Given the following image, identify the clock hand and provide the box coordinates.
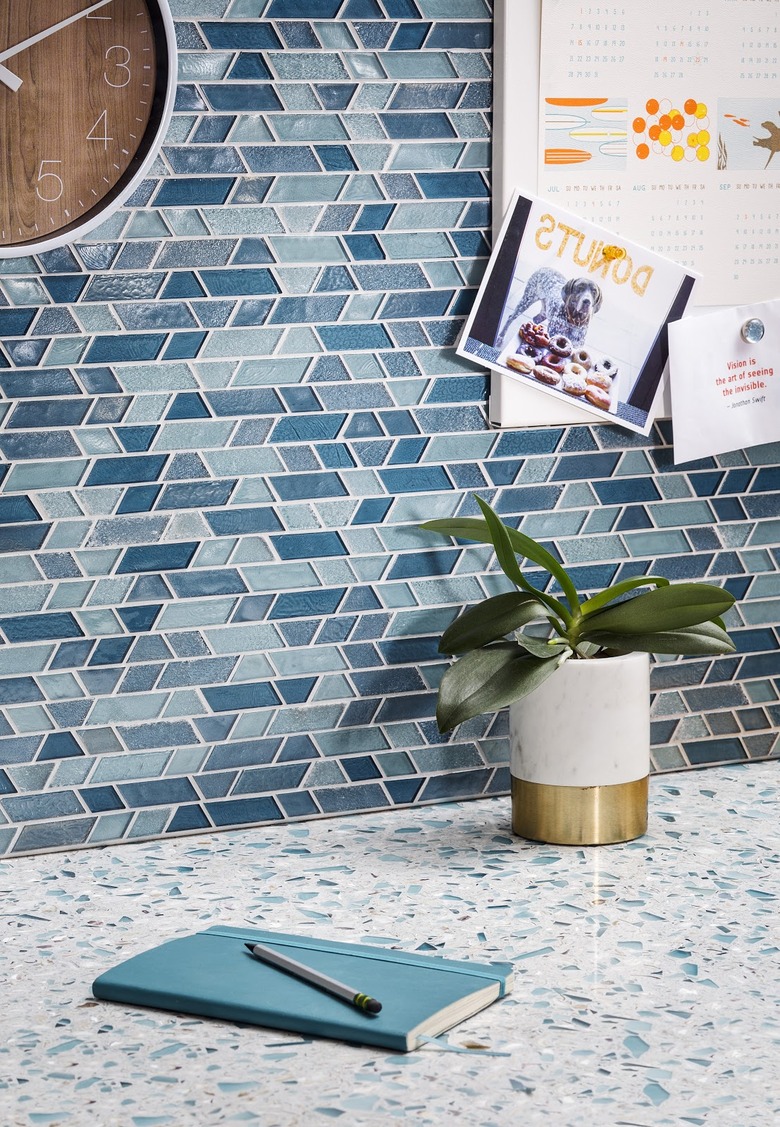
[0,0,114,90]
[0,64,22,93]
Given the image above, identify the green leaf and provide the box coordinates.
[515,632,570,658]
[474,496,528,589]
[579,574,670,617]
[584,620,736,656]
[435,644,565,732]
[579,582,736,637]
[440,592,552,654]
[421,511,574,622]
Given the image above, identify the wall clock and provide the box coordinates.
[0,0,177,257]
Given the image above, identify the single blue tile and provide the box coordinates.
[343,234,385,260]
[227,52,273,80]
[80,785,125,812]
[89,637,134,667]
[386,778,424,804]
[0,368,80,398]
[315,783,388,814]
[168,570,247,599]
[117,485,162,513]
[163,331,208,360]
[203,681,280,712]
[117,542,198,574]
[272,531,347,560]
[166,392,211,419]
[271,589,345,619]
[167,804,211,832]
[315,83,357,110]
[37,732,84,761]
[1,612,82,643]
[205,508,282,535]
[200,22,282,49]
[0,676,44,704]
[85,455,167,486]
[118,777,200,807]
[206,388,283,416]
[201,268,279,297]
[243,145,321,173]
[271,472,348,502]
[3,790,85,822]
[278,791,320,818]
[117,604,162,633]
[205,796,282,826]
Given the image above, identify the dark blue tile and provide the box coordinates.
[117,542,198,574]
[315,83,358,110]
[270,415,346,442]
[201,268,279,297]
[271,472,348,502]
[117,485,162,513]
[352,497,393,524]
[206,388,283,415]
[0,432,80,461]
[278,791,320,818]
[386,778,424,804]
[1,612,82,643]
[85,454,167,487]
[37,732,84,761]
[0,496,41,523]
[276,678,317,704]
[271,589,345,619]
[0,677,44,704]
[343,234,385,260]
[167,805,211,832]
[390,22,430,49]
[206,796,282,826]
[3,790,85,822]
[117,604,162,633]
[228,52,274,79]
[417,171,489,197]
[80,786,125,812]
[120,720,199,751]
[379,466,451,493]
[683,738,747,765]
[89,637,134,666]
[202,682,281,712]
[272,531,347,560]
[380,112,456,139]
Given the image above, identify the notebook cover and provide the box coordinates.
[91,925,514,1052]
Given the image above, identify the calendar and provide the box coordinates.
[539,1,780,306]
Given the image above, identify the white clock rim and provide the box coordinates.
[0,0,178,260]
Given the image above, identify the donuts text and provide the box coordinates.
[534,213,654,296]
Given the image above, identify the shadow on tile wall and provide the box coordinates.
[0,1,778,856]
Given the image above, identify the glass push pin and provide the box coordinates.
[741,318,765,344]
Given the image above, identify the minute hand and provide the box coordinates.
[0,0,114,67]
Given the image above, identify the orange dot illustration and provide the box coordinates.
[671,113,685,131]
[659,113,672,130]
[633,116,647,133]
[636,142,650,159]
[684,98,697,114]
[649,123,661,140]
[646,97,659,114]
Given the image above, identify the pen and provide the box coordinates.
[244,941,382,1014]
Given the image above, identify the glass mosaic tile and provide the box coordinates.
[0,4,777,856]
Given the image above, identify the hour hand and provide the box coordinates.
[0,63,22,92]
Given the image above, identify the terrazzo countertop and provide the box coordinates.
[2,762,779,1127]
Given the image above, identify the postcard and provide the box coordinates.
[458,191,699,434]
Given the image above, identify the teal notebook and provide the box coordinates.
[92,925,514,1052]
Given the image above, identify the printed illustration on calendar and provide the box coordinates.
[458,192,699,435]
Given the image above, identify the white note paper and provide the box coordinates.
[669,300,780,463]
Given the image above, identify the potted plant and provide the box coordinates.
[421,496,736,845]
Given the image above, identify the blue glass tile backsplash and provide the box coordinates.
[0,1,778,857]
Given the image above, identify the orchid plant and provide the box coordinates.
[421,496,736,733]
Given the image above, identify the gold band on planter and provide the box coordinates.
[511,775,648,845]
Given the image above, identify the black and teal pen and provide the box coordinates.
[244,941,382,1014]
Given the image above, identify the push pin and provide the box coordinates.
[741,318,765,344]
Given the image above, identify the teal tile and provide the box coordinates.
[46,582,94,611]
[381,52,458,79]
[273,647,347,677]
[201,329,284,358]
[88,695,167,725]
[0,586,50,614]
[127,809,170,839]
[312,674,352,701]
[229,116,275,142]
[272,115,349,142]
[75,610,122,636]
[740,598,780,625]
[204,624,283,654]
[243,562,319,591]
[232,654,276,681]
[38,673,83,700]
[91,752,172,784]
[381,232,454,258]
[560,535,628,564]
[202,207,285,235]
[7,706,53,733]
[624,530,691,557]
[391,143,465,171]
[423,433,495,461]
[5,461,88,491]
[157,598,238,630]
[649,501,715,527]
[269,235,349,263]
[88,812,134,844]
[387,202,465,230]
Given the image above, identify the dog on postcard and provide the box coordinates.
[496,268,603,350]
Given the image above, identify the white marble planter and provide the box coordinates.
[509,651,650,845]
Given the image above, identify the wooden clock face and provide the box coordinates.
[0,0,175,255]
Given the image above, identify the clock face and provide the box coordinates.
[0,0,176,255]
